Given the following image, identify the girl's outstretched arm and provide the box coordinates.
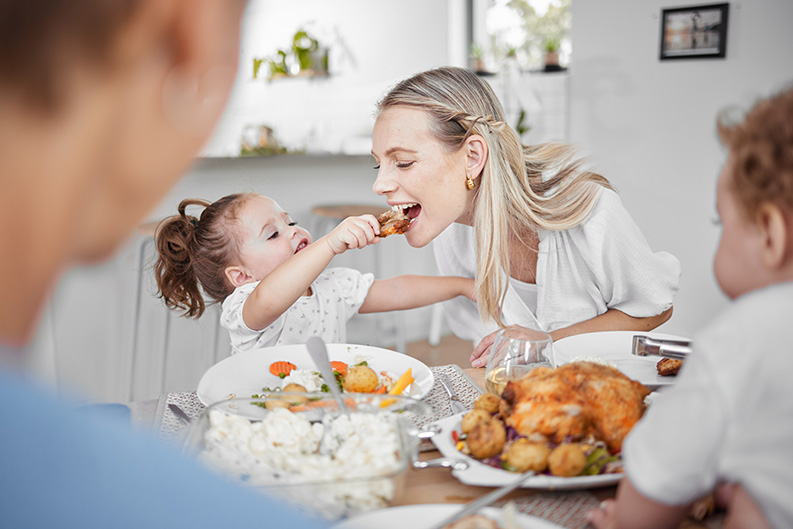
[358,275,475,314]
[242,215,380,330]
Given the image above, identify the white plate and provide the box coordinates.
[552,331,690,387]
[333,504,564,529]
[431,413,622,490]
[197,343,434,406]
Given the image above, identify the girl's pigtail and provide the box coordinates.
[153,199,211,318]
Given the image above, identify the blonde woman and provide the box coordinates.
[371,67,681,366]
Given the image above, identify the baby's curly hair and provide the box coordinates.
[154,193,254,318]
[718,85,793,219]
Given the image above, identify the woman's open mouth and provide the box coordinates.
[294,239,309,253]
[393,203,421,226]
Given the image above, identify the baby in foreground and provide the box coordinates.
[589,86,793,528]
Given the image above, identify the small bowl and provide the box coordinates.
[182,393,431,520]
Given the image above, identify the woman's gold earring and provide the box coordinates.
[466,176,476,190]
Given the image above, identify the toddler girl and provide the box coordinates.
[588,86,793,528]
[154,193,474,353]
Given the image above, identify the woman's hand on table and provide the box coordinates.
[470,308,674,367]
[470,325,535,367]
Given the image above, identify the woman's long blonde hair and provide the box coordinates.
[377,66,612,326]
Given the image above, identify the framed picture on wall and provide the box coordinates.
[659,3,729,60]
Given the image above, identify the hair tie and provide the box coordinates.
[189,218,199,228]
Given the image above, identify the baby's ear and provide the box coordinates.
[756,202,788,269]
[225,266,253,288]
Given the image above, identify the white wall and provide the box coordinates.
[569,0,793,338]
[204,0,456,156]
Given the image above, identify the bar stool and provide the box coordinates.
[311,203,408,353]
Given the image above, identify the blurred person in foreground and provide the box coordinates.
[0,1,325,527]
[589,86,793,529]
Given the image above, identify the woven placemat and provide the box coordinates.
[494,492,601,529]
[155,364,483,448]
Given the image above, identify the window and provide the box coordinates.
[472,0,570,72]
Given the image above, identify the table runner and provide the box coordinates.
[154,363,484,447]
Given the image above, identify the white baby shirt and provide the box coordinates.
[433,187,681,342]
[220,267,374,354]
[623,282,793,529]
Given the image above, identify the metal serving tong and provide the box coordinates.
[631,335,693,360]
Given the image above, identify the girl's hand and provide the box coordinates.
[324,215,380,255]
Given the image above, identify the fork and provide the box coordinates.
[438,372,467,415]
[426,470,535,529]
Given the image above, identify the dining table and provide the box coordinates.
[126,364,722,529]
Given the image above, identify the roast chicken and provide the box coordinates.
[501,362,650,453]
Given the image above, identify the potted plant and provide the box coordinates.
[543,37,561,71]
[470,43,487,74]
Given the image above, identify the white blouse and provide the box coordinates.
[433,187,681,343]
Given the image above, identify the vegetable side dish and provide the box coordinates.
[254,359,414,404]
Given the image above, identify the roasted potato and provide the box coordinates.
[264,399,291,410]
[282,383,309,404]
[473,393,501,414]
[342,365,379,393]
[467,418,506,459]
[461,409,491,434]
[503,438,551,473]
[548,443,587,477]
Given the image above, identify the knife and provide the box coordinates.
[168,403,192,424]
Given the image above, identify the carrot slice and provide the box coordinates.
[373,386,387,394]
[330,361,348,377]
[269,360,297,377]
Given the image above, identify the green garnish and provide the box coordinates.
[582,447,620,475]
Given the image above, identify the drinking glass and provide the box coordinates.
[484,327,553,395]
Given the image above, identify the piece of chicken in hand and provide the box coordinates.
[501,362,650,453]
[377,208,410,237]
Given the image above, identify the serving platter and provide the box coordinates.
[552,331,691,387]
[333,504,564,529]
[196,343,434,406]
[431,412,622,490]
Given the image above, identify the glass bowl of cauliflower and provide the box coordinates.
[182,393,432,520]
